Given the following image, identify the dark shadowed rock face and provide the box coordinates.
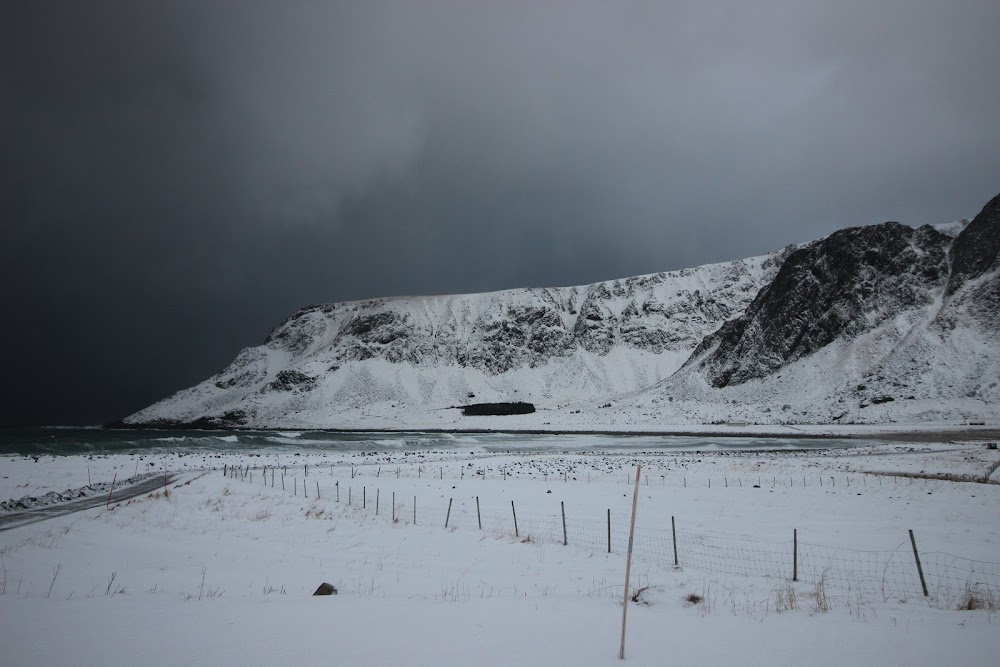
[937,193,1000,330]
[465,306,576,374]
[686,221,952,388]
[946,192,1000,295]
[123,192,1000,429]
[261,369,316,393]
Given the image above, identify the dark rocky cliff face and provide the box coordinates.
[124,192,999,429]
[946,192,1000,295]
[685,221,954,388]
[938,193,1000,329]
[249,258,780,380]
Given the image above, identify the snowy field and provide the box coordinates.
[2,439,999,665]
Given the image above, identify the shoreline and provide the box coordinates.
[100,423,1000,442]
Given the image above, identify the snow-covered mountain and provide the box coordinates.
[125,193,1000,430]
[619,193,1000,428]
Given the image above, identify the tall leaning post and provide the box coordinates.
[671,516,679,567]
[909,529,929,597]
[619,465,642,661]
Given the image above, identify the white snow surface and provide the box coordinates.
[2,441,999,665]
[125,223,999,431]
[126,252,793,428]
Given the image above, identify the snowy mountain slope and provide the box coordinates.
[619,194,999,426]
[679,221,953,388]
[125,192,999,431]
[125,251,790,428]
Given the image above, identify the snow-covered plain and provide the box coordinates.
[2,437,999,665]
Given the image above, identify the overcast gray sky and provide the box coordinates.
[2,0,999,426]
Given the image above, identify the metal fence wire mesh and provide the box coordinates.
[234,469,1000,610]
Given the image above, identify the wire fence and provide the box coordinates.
[223,464,1000,611]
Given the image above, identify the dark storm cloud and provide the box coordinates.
[2,1,999,425]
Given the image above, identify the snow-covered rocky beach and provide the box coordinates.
[2,432,998,665]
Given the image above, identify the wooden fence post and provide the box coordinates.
[607,509,611,553]
[512,501,519,538]
[476,496,482,530]
[445,498,453,528]
[619,465,642,660]
[909,529,929,597]
[561,501,567,545]
[106,473,117,508]
[671,515,678,567]
[793,529,798,582]
[375,489,379,515]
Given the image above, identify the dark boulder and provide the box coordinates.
[313,583,337,596]
[461,402,536,416]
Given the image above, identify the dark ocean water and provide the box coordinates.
[0,427,870,456]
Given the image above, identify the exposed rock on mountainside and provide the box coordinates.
[946,193,1000,296]
[642,193,998,427]
[683,222,951,388]
[937,193,1000,331]
[125,250,784,428]
[125,192,999,430]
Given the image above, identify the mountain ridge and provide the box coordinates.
[125,193,999,430]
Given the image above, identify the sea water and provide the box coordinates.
[0,427,870,456]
